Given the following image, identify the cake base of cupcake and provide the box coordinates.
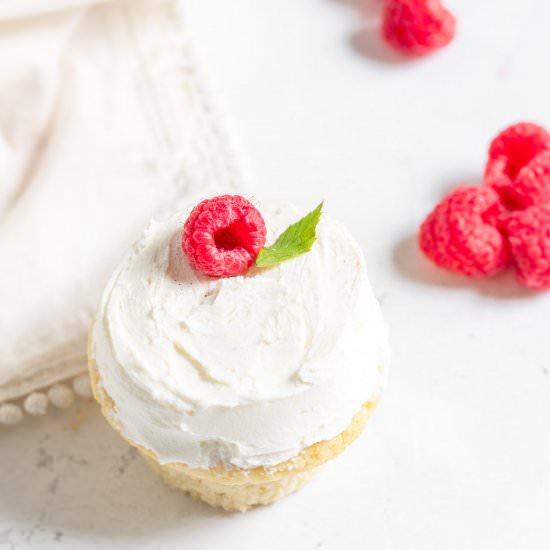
[138,398,378,512]
[141,451,321,512]
[89,351,381,512]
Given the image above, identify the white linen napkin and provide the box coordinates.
[0,0,243,406]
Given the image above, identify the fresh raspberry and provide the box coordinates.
[484,122,550,210]
[182,195,266,278]
[506,206,550,290]
[419,186,510,277]
[381,0,456,57]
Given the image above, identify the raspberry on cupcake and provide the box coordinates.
[182,195,267,278]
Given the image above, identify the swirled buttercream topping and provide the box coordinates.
[91,203,390,468]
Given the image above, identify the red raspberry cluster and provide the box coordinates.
[419,122,550,291]
[381,0,456,57]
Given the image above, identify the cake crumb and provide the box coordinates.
[71,408,86,432]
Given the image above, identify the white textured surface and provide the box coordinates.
[1,0,550,548]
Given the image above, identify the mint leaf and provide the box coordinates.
[255,201,323,268]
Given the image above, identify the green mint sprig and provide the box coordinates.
[255,201,323,268]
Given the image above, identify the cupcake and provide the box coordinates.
[89,195,390,512]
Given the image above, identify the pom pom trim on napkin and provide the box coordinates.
[0,374,92,426]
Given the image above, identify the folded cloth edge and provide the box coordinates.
[0,0,247,412]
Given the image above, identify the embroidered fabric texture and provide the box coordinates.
[0,0,244,422]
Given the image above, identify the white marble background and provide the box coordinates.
[1,0,550,548]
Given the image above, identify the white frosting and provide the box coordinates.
[91,204,390,469]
